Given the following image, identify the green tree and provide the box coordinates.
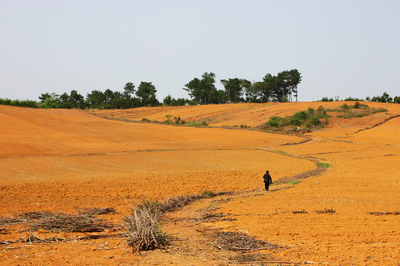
[104,89,114,104]
[123,82,135,98]
[69,90,85,109]
[288,69,302,102]
[183,77,202,104]
[123,82,136,108]
[86,90,105,108]
[200,72,217,104]
[174,98,188,106]
[276,70,290,102]
[262,74,277,102]
[183,72,217,104]
[371,92,393,103]
[39,93,52,103]
[240,79,253,102]
[220,78,243,103]
[263,69,302,102]
[382,92,392,103]
[59,92,69,103]
[136,82,157,106]
[39,92,64,108]
[163,94,172,105]
[211,89,226,104]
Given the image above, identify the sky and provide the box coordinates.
[0,0,399,102]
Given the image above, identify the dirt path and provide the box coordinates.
[133,188,310,266]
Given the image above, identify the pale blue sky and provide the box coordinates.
[1,0,399,102]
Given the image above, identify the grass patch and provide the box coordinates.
[273,150,287,155]
[285,180,302,185]
[185,120,209,127]
[317,163,330,168]
[164,115,186,125]
[327,102,387,118]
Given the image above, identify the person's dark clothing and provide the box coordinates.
[263,172,272,191]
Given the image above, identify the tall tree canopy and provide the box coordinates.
[184,70,301,104]
[136,82,158,107]
[262,69,302,102]
[220,78,244,103]
[183,72,218,104]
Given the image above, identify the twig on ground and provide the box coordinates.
[291,210,308,214]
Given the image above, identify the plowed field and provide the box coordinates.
[1,102,399,265]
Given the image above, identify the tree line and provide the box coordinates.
[321,92,400,104]
[35,82,160,109]
[183,69,302,104]
[0,70,303,109]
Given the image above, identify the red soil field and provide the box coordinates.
[1,101,399,265]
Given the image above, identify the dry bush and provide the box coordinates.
[124,200,168,253]
[124,191,232,253]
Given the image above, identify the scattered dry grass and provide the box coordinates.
[291,210,308,214]
[32,213,113,233]
[368,211,400,216]
[211,231,283,252]
[315,208,336,214]
[0,208,117,234]
[159,191,233,213]
[76,207,116,216]
[274,167,327,185]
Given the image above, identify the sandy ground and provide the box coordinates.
[1,101,399,265]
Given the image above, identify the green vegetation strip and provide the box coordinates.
[285,181,302,185]
[317,163,330,168]
[263,103,388,134]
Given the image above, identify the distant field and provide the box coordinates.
[1,102,399,265]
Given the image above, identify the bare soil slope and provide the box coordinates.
[1,102,400,265]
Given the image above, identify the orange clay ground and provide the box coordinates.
[0,101,399,265]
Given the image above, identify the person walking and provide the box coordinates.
[263,171,273,191]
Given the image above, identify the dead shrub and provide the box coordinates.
[124,200,168,253]
[123,191,232,253]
